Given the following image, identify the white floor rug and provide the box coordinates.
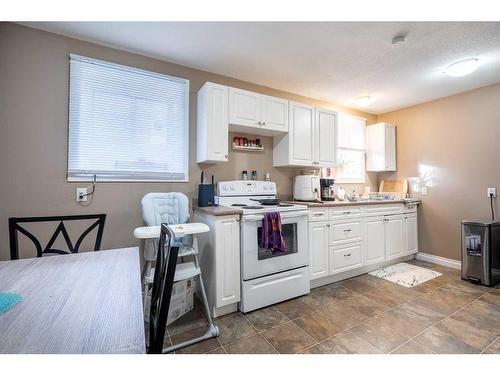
[369,263,442,288]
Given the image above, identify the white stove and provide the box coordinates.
[217,180,310,313]
[217,180,307,214]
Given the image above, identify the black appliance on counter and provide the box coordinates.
[320,178,335,201]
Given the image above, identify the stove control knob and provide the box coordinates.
[223,185,229,191]
[263,185,268,190]
[230,185,235,191]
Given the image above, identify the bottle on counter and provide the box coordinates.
[242,170,248,180]
[265,172,270,182]
[337,186,345,201]
[251,170,257,180]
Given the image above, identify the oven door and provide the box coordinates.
[241,210,309,280]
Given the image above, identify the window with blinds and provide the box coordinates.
[68,54,189,182]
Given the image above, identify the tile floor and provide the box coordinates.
[163,260,500,354]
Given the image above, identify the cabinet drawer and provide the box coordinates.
[308,208,329,222]
[364,204,404,217]
[329,207,362,220]
[329,219,362,245]
[330,243,362,274]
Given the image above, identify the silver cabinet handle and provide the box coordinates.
[313,212,324,216]
[344,253,352,257]
[343,211,352,214]
[262,121,266,126]
[224,154,228,159]
[326,224,331,227]
[343,229,351,232]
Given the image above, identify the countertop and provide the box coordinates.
[194,205,243,216]
[284,199,420,207]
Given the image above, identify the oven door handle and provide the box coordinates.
[242,211,309,222]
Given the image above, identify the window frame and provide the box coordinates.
[67,54,190,183]
[334,113,366,184]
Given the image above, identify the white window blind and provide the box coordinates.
[335,113,366,183]
[68,54,189,182]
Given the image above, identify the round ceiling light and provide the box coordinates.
[353,96,375,107]
[444,58,480,77]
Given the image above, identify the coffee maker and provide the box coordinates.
[320,178,335,201]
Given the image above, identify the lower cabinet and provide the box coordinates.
[309,221,329,280]
[329,242,363,274]
[308,205,418,282]
[364,216,386,265]
[193,212,241,317]
[385,214,405,260]
[404,213,418,255]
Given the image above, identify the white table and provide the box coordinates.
[0,248,145,354]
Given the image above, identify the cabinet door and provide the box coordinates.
[309,222,329,280]
[316,108,337,167]
[229,87,261,128]
[364,216,386,265]
[404,214,418,255]
[289,102,315,166]
[385,215,404,260]
[207,83,229,162]
[215,218,241,307]
[261,94,288,132]
[385,125,396,171]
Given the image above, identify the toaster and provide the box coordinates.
[293,175,321,201]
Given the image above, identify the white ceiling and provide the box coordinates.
[21,22,500,114]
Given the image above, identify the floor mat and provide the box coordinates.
[369,263,442,288]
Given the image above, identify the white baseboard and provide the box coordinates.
[416,252,461,270]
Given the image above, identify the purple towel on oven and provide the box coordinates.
[261,212,287,253]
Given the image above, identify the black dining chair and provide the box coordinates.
[147,223,219,354]
[8,214,106,260]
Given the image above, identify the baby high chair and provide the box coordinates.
[133,192,218,353]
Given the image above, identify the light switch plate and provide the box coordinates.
[421,187,428,196]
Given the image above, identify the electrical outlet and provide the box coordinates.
[76,188,88,202]
[488,187,497,198]
[421,186,428,196]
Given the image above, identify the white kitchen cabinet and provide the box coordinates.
[273,102,315,167]
[273,103,337,168]
[404,213,418,255]
[215,217,241,307]
[229,87,288,136]
[192,212,241,317]
[196,82,229,164]
[316,108,337,167]
[385,214,405,260]
[309,222,329,280]
[329,242,363,274]
[366,122,396,172]
[261,94,289,132]
[364,216,386,265]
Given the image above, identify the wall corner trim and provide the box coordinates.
[415,252,461,270]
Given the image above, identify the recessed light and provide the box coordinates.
[444,58,480,77]
[353,96,374,107]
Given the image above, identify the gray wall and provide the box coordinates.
[378,82,500,261]
[0,23,377,260]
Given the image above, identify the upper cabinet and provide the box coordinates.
[273,103,337,168]
[366,122,396,172]
[197,82,229,164]
[229,87,288,136]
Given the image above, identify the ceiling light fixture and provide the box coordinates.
[353,96,375,107]
[444,58,480,77]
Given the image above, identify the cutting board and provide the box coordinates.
[379,179,408,198]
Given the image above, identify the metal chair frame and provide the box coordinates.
[9,214,106,260]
